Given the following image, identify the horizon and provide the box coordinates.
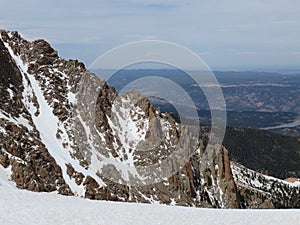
[1,3,300,215]
[1,0,299,71]
[91,67,300,74]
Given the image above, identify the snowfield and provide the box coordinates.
[0,170,299,225]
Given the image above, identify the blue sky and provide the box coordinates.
[1,0,300,71]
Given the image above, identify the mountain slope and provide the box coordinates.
[0,30,240,208]
[223,126,300,179]
[0,30,299,209]
[232,162,300,208]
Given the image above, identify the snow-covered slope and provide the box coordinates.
[0,29,299,209]
[232,162,300,208]
[0,30,240,208]
[0,178,299,225]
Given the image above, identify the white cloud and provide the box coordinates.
[1,0,299,70]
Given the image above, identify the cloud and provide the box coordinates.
[124,34,158,40]
[233,51,259,56]
[0,19,15,29]
[1,0,299,70]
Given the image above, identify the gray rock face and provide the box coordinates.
[0,30,298,209]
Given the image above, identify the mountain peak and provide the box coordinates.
[0,30,299,208]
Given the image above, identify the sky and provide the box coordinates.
[1,0,300,71]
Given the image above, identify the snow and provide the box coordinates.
[0,164,12,188]
[2,42,34,132]
[0,111,32,132]
[0,126,6,134]
[108,96,148,165]
[2,39,105,195]
[0,111,15,124]
[96,95,151,182]
[232,162,300,188]
[73,113,106,186]
[3,42,80,194]
[1,33,299,224]
[67,91,76,104]
[6,88,14,99]
[0,181,299,225]
[28,73,84,193]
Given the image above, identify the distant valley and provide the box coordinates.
[99,69,300,137]
[95,69,300,180]
[1,30,299,210]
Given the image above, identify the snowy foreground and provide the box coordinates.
[1,188,299,225]
[0,170,299,225]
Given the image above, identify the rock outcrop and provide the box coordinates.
[232,162,300,208]
[0,30,298,209]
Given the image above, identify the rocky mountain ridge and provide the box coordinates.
[0,30,299,208]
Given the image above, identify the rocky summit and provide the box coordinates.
[0,30,299,208]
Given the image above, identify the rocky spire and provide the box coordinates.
[1,30,298,208]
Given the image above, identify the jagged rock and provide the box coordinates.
[232,162,299,208]
[216,147,240,208]
[0,29,298,209]
[83,176,114,201]
[66,163,84,185]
